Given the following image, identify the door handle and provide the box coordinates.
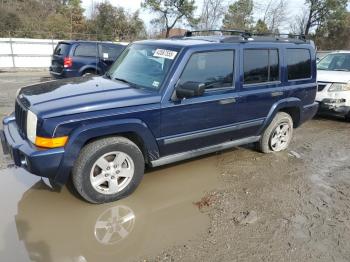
[219,98,236,105]
[271,91,284,97]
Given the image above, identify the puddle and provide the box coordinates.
[0,153,222,262]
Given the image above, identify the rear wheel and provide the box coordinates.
[82,69,98,77]
[72,137,145,204]
[258,112,293,153]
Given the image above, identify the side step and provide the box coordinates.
[150,136,260,167]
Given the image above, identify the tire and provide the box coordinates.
[72,137,145,204]
[82,70,98,77]
[258,112,293,154]
[345,113,350,122]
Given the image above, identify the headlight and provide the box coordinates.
[26,110,37,144]
[328,82,350,92]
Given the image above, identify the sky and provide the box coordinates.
[81,0,307,32]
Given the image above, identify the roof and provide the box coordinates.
[58,40,127,45]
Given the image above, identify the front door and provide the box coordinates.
[159,49,239,156]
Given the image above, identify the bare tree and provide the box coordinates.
[289,8,309,35]
[262,0,288,33]
[197,0,226,30]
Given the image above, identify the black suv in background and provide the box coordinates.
[49,40,127,78]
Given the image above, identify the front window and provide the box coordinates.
[178,50,234,90]
[108,44,180,90]
[317,53,350,72]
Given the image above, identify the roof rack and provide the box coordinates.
[182,29,308,44]
[185,29,252,40]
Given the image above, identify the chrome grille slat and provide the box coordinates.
[15,99,28,138]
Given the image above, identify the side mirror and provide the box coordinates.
[176,82,205,99]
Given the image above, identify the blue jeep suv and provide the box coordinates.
[49,40,127,78]
[1,30,318,203]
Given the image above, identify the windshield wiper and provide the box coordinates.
[114,77,140,88]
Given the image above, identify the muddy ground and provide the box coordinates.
[0,72,349,262]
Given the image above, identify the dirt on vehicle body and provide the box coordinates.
[0,72,350,262]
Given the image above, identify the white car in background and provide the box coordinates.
[316,51,350,121]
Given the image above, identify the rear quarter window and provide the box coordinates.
[287,49,312,80]
[74,44,98,57]
[54,43,70,56]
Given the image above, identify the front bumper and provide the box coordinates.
[1,117,65,179]
[318,98,350,116]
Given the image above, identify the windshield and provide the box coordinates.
[317,53,350,72]
[107,44,180,90]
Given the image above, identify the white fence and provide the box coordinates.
[0,38,61,69]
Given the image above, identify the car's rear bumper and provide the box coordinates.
[49,69,78,79]
[1,117,65,180]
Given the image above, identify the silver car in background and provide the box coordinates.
[316,51,350,120]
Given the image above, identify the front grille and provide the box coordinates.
[15,99,28,138]
[318,84,326,91]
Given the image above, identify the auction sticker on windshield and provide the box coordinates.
[154,49,178,60]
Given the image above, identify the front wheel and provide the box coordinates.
[72,137,145,204]
[258,112,293,153]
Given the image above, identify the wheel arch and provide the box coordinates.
[259,97,303,134]
[79,65,101,76]
[53,118,159,186]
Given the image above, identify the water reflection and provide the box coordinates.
[94,205,135,245]
[9,154,222,262]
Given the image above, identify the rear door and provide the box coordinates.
[73,43,99,75]
[50,42,71,74]
[235,47,285,137]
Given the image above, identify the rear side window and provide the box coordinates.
[100,44,125,60]
[74,44,98,57]
[179,51,234,90]
[244,49,279,85]
[287,49,311,80]
[54,43,70,56]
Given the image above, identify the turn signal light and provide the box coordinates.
[35,136,68,148]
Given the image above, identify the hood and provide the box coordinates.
[19,76,161,118]
[317,70,350,83]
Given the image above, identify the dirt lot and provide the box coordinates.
[0,72,350,262]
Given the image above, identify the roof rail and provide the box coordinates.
[185,30,252,40]
[254,33,307,41]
